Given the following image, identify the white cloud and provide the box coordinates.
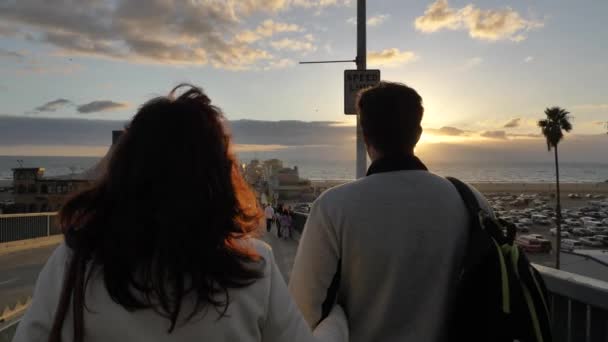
[291,0,351,9]
[524,56,534,63]
[415,0,543,42]
[0,0,314,70]
[235,30,263,44]
[235,19,302,43]
[270,37,316,52]
[255,19,302,37]
[464,57,483,68]
[415,0,462,32]
[264,58,296,70]
[367,48,418,67]
[347,14,390,27]
[368,14,390,27]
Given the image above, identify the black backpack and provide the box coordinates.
[447,177,553,342]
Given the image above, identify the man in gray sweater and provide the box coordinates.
[289,82,490,342]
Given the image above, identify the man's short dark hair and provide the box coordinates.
[356,81,424,155]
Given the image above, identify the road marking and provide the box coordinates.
[0,277,19,286]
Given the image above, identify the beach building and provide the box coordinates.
[241,159,314,205]
[267,165,313,204]
[11,167,90,213]
[6,130,122,214]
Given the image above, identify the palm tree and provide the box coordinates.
[538,107,572,270]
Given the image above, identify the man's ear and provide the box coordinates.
[415,126,423,144]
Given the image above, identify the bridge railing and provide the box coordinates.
[0,212,60,243]
[537,264,608,342]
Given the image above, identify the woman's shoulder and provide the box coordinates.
[238,238,274,272]
[47,241,71,269]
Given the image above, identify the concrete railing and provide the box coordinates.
[0,212,60,243]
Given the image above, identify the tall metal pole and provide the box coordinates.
[356,0,367,179]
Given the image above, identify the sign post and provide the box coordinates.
[355,0,368,179]
[299,0,370,179]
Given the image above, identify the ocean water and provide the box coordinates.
[1,156,607,183]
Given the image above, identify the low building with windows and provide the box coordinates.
[8,130,122,213]
[267,166,313,204]
[11,168,91,213]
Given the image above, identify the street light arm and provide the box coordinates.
[299,59,356,64]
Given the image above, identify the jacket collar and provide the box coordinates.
[366,155,428,176]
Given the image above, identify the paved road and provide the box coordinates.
[0,245,58,312]
[260,222,299,283]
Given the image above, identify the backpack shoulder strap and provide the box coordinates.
[446,177,495,270]
[446,177,483,223]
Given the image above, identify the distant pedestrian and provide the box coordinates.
[280,210,293,240]
[275,206,284,238]
[264,204,275,232]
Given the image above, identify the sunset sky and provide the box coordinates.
[0,0,607,161]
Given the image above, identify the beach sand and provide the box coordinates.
[470,182,608,194]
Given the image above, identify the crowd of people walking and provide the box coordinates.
[265,203,294,240]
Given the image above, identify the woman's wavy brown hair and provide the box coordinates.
[50,84,263,339]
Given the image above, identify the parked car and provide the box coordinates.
[531,214,548,224]
[592,235,608,246]
[582,218,602,228]
[519,218,533,226]
[564,218,582,227]
[550,228,571,238]
[571,228,590,237]
[587,227,608,235]
[515,223,529,233]
[579,237,604,248]
[561,239,583,249]
[527,234,552,252]
[515,236,543,253]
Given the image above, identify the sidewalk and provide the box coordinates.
[0,235,63,257]
[260,223,300,283]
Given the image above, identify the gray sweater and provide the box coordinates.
[289,170,491,342]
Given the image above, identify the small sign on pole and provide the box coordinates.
[344,69,380,114]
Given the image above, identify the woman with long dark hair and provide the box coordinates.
[13,85,347,342]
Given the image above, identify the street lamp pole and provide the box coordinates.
[356,0,367,179]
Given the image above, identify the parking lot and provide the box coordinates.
[486,192,608,267]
